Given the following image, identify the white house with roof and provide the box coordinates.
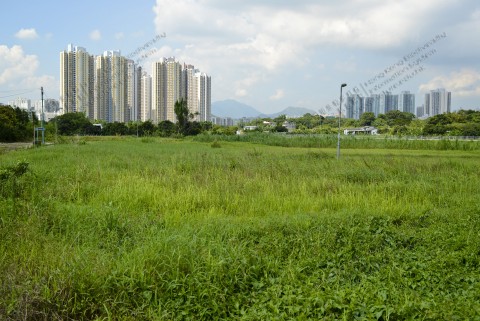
[344,126,378,135]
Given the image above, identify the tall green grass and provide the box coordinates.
[194,132,480,151]
[1,137,479,319]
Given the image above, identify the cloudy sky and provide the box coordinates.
[1,0,479,114]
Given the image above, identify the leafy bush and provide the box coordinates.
[0,160,30,198]
[0,105,35,142]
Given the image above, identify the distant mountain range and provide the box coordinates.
[212,99,317,119]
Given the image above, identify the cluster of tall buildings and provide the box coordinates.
[345,89,451,120]
[59,44,211,124]
[345,91,416,120]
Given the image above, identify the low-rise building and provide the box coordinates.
[344,126,378,135]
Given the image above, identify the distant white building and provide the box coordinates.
[346,94,364,119]
[140,74,152,122]
[424,88,451,117]
[283,121,296,132]
[94,50,129,123]
[212,116,234,126]
[183,64,211,122]
[33,99,60,121]
[60,44,95,119]
[8,97,32,110]
[344,126,378,135]
[398,91,415,114]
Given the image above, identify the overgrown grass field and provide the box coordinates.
[1,136,479,320]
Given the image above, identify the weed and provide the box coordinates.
[1,137,479,319]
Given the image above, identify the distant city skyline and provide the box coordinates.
[59,44,211,124]
[1,0,479,114]
[345,89,451,120]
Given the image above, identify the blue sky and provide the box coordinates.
[1,0,479,114]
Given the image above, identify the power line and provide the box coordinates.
[0,88,36,93]
[0,89,37,99]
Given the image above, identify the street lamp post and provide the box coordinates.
[337,83,347,160]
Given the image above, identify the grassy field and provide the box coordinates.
[1,136,479,320]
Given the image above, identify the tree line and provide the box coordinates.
[246,110,480,136]
[2,101,479,143]
[46,99,214,137]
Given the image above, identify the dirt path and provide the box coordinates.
[0,142,34,153]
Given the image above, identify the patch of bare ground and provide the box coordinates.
[0,142,33,153]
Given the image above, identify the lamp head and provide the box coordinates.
[341,83,347,88]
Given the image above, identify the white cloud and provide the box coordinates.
[236,89,248,97]
[90,29,102,41]
[420,69,480,97]
[115,32,125,40]
[270,89,285,100]
[151,0,476,112]
[21,75,57,91]
[14,28,38,40]
[152,0,453,79]
[471,8,480,20]
[0,45,38,85]
[0,45,57,99]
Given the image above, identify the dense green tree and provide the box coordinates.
[383,110,415,126]
[138,120,156,136]
[173,98,207,136]
[271,125,289,133]
[158,120,176,137]
[426,113,450,126]
[273,114,287,126]
[211,125,237,135]
[461,123,480,136]
[184,121,202,136]
[407,119,426,136]
[54,112,95,136]
[359,112,376,126]
[174,98,189,135]
[103,122,128,136]
[390,125,408,136]
[294,113,324,129]
[423,123,448,135]
[423,110,480,136]
[0,105,36,142]
[0,106,20,142]
[200,121,213,132]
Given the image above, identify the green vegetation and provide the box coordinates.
[1,136,479,319]
[174,98,203,136]
[423,110,480,136]
[0,105,37,142]
[195,132,480,151]
[246,110,480,136]
[4,105,478,143]
[54,112,101,136]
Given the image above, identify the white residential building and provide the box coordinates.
[60,44,94,119]
[152,57,183,123]
[94,51,129,123]
[140,74,152,122]
[398,91,416,114]
[424,88,451,116]
[345,94,364,119]
[8,97,32,110]
[127,61,142,122]
[183,64,211,122]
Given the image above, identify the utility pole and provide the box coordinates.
[41,86,45,145]
[337,83,347,160]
